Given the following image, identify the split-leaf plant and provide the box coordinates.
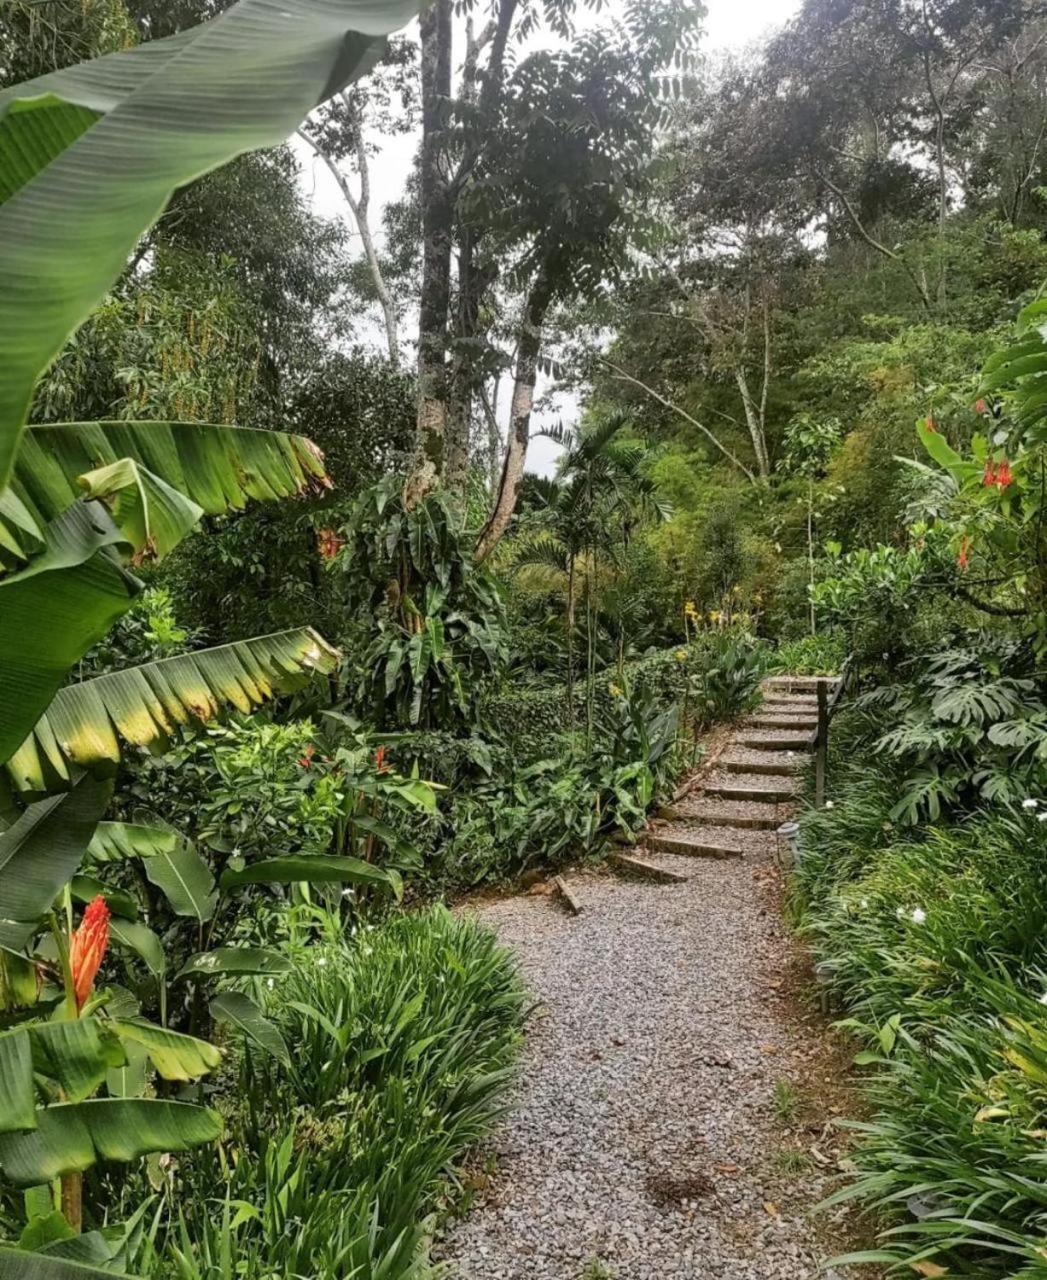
[0,0,424,1269]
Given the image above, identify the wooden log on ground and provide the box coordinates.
[647,833,742,860]
[610,853,689,883]
[552,875,583,916]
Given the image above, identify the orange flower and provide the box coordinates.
[974,398,988,415]
[298,743,316,769]
[374,745,391,775]
[70,896,110,1011]
[995,458,1013,489]
[983,460,997,487]
[957,536,971,572]
[316,528,345,561]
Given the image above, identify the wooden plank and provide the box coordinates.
[695,810,780,830]
[723,758,800,777]
[704,783,796,803]
[648,833,742,860]
[610,853,689,883]
[552,875,583,916]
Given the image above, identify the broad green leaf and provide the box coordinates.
[0,503,138,767]
[18,1211,75,1253]
[28,1020,126,1103]
[0,773,111,925]
[0,1030,34,1133]
[175,948,293,983]
[219,855,399,893]
[142,839,216,923]
[0,1247,134,1280]
[108,921,165,979]
[12,422,330,550]
[0,0,425,488]
[352,813,423,869]
[0,1099,221,1184]
[916,419,980,484]
[77,458,203,562]
[88,822,177,864]
[105,1040,148,1100]
[210,993,290,1069]
[69,875,138,921]
[111,1020,220,1081]
[7,629,339,792]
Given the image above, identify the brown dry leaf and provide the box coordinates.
[713,1162,740,1174]
[760,1044,780,1055]
[910,1261,948,1277]
[763,1201,779,1217]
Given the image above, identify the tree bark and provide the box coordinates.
[406,0,454,507]
[476,274,553,560]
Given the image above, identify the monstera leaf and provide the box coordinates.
[7,629,339,791]
[0,0,425,488]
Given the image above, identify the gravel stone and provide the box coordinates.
[437,685,857,1280]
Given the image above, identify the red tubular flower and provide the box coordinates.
[995,459,1013,489]
[374,745,390,775]
[70,896,110,1011]
[298,743,315,769]
[983,460,997,487]
[925,417,938,434]
[316,528,345,561]
[958,536,971,572]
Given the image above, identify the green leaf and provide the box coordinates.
[7,629,339,792]
[174,948,293,983]
[105,1041,148,1100]
[28,1020,126,1103]
[0,503,138,767]
[88,822,177,864]
[13,421,330,538]
[0,0,424,489]
[141,839,216,924]
[0,1029,34,1133]
[77,458,203,562]
[219,855,399,893]
[0,1246,134,1280]
[0,773,111,926]
[111,1020,220,1082]
[0,1099,221,1184]
[351,814,423,870]
[108,921,165,979]
[210,993,290,1069]
[69,875,138,921]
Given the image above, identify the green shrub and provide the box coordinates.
[771,631,847,676]
[141,906,526,1280]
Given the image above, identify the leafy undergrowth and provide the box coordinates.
[131,906,527,1280]
[795,711,1047,1278]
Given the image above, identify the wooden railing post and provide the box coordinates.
[814,679,828,809]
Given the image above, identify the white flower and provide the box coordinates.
[911,907,927,924]
[1039,812,1047,823]
[266,978,275,990]
[317,957,327,967]
[896,907,906,919]
[825,800,834,810]
[860,898,869,910]
[1023,798,1039,810]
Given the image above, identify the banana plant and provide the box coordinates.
[0,0,427,1261]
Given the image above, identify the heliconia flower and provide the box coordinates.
[374,745,391,775]
[316,528,345,561]
[958,536,971,571]
[298,743,316,769]
[983,460,997,487]
[925,417,938,433]
[995,459,1013,489]
[70,896,110,1011]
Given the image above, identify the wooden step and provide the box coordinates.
[687,809,780,830]
[723,758,800,777]
[703,783,796,803]
[749,715,817,730]
[763,676,839,694]
[648,833,743,859]
[553,875,583,916]
[610,853,689,883]
[739,736,811,752]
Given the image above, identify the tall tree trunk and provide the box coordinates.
[475,273,553,561]
[405,0,453,508]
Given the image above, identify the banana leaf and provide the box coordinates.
[0,0,424,488]
[0,1247,135,1279]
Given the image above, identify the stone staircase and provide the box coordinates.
[615,675,839,878]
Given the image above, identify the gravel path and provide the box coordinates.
[438,681,861,1280]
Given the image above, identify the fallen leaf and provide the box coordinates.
[910,1262,948,1277]
[763,1201,779,1217]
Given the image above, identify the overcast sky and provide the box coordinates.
[296,0,801,474]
